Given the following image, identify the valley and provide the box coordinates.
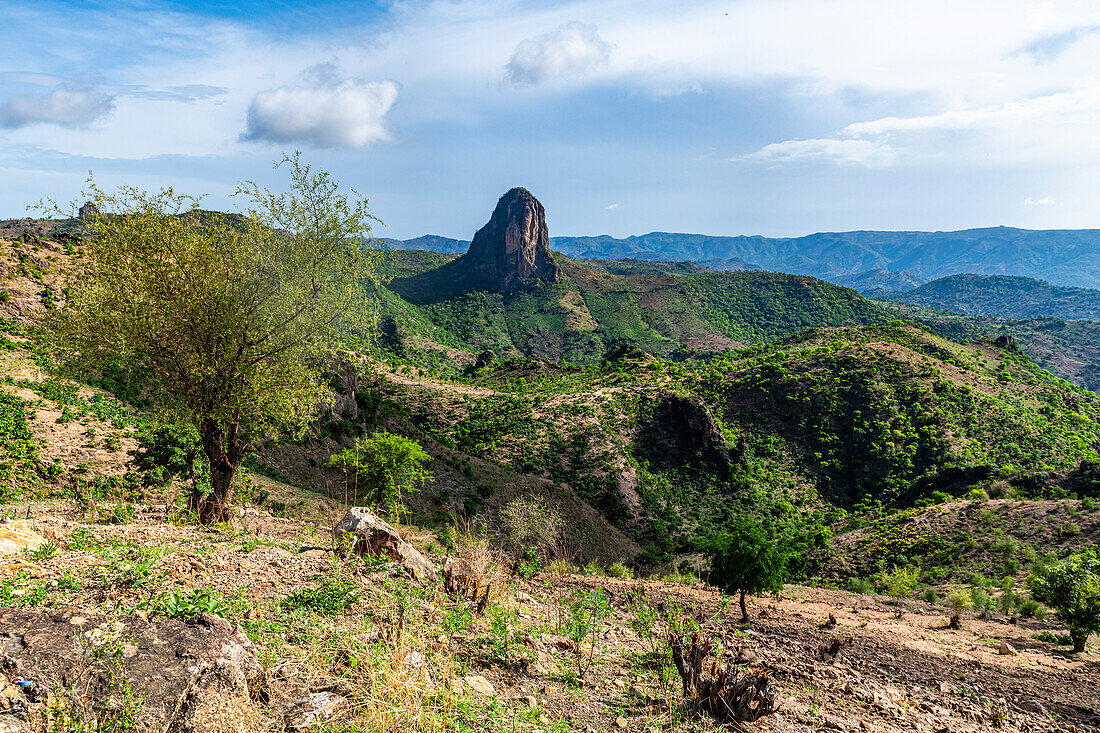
[0,185,1096,732]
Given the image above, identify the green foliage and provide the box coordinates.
[847,577,874,595]
[705,517,789,619]
[153,588,228,620]
[877,564,919,599]
[44,154,380,524]
[561,588,612,679]
[281,576,362,615]
[327,431,432,514]
[608,560,634,579]
[1031,549,1100,652]
[133,423,199,479]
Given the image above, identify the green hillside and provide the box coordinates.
[882,302,1100,393]
[874,273,1100,320]
[355,322,1100,572]
[376,250,888,369]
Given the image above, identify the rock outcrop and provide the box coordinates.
[460,188,562,292]
[334,507,436,580]
[0,609,263,733]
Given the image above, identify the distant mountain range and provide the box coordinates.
[873,274,1100,321]
[383,226,1100,290]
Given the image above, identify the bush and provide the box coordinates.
[327,432,432,515]
[1031,549,1100,652]
[970,587,992,614]
[878,565,919,599]
[282,576,362,615]
[922,588,938,603]
[847,577,874,595]
[562,588,612,679]
[608,561,634,579]
[1017,599,1048,619]
[500,495,563,554]
[968,487,990,502]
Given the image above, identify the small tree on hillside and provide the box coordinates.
[705,517,789,623]
[45,154,380,524]
[1031,549,1100,653]
[327,431,432,516]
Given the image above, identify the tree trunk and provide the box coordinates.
[1071,628,1088,653]
[739,589,749,623]
[190,418,248,525]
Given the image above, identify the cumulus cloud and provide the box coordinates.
[0,83,115,129]
[505,21,612,85]
[740,138,897,167]
[1024,195,1055,206]
[605,203,619,210]
[243,64,398,148]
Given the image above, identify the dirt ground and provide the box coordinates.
[0,502,1095,733]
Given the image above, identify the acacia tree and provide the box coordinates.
[705,517,789,622]
[46,154,379,523]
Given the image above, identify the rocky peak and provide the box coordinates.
[461,187,563,291]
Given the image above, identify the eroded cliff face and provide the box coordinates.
[461,187,562,291]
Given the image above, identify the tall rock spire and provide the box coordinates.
[461,187,563,291]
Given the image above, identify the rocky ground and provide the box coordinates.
[0,500,1093,732]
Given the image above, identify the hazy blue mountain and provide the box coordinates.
[873,274,1100,321]
[383,226,1100,289]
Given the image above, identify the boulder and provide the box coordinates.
[0,609,263,733]
[0,523,46,558]
[334,507,436,580]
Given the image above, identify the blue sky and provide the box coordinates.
[1,0,1099,239]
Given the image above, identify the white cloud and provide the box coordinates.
[741,138,897,167]
[1024,195,1055,205]
[843,87,1100,135]
[505,21,612,85]
[0,84,115,129]
[243,65,398,148]
[605,203,619,210]
[744,85,1100,167]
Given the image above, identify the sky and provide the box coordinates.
[1,0,1099,239]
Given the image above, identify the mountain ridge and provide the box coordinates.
[382,225,1100,289]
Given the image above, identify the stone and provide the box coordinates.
[615,716,628,728]
[78,201,99,219]
[0,523,46,558]
[996,641,1017,656]
[458,188,563,292]
[282,691,345,731]
[461,675,496,696]
[0,608,262,733]
[334,507,436,580]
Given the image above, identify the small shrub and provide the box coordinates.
[608,560,634,579]
[1017,599,1048,619]
[561,588,612,680]
[970,587,992,615]
[25,541,59,562]
[968,487,990,502]
[847,577,873,595]
[921,588,938,603]
[879,565,919,599]
[500,495,563,554]
[155,588,228,620]
[282,576,361,615]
